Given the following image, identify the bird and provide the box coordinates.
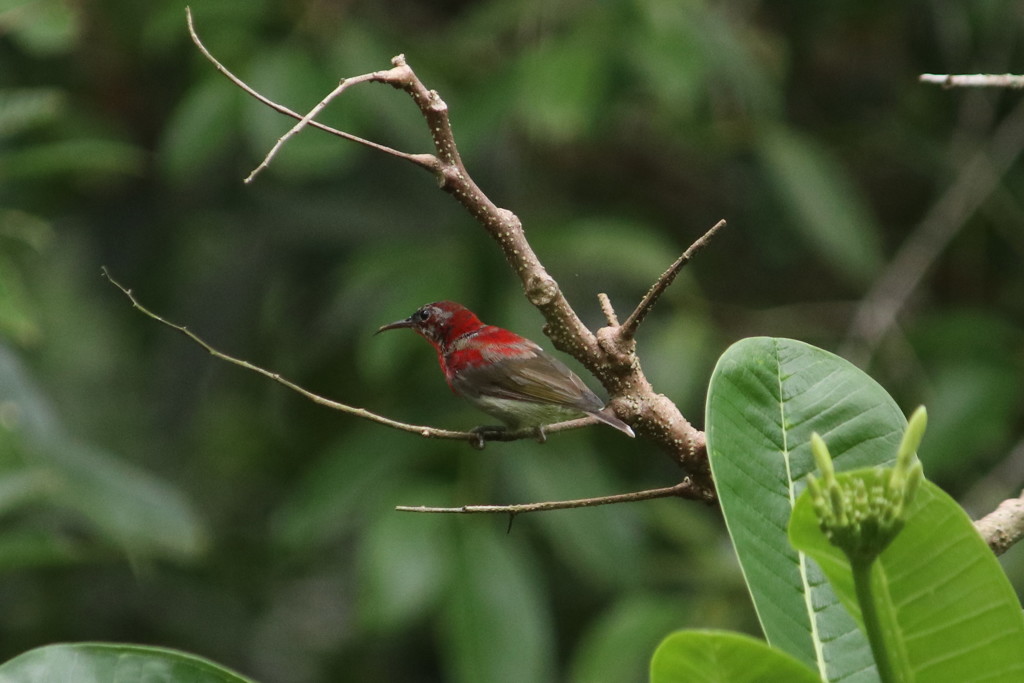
[376,301,635,439]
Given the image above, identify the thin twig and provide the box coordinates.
[597,293,619,326]
[395,481,697,514]
[185,7,437,172]
[191,2,597,364]
[101,267,600,447]
[920,73,1024,89]
[620,219,725,340]
[246,75,379,183]
[185,14,718,498]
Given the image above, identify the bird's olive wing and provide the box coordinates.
[452,350,604,412]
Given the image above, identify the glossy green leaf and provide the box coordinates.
[650,630,819,683]
[790,477,1024,682]
[706,337,907,681]
[0,643,256,683]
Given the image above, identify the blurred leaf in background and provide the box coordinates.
[1,0,1023,681]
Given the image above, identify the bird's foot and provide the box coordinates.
[533,426,547,444]
[469,425,507,450]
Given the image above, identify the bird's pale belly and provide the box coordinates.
[468,394,585,429]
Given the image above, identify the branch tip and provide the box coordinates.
[598,293,619,327]
[186,8,435,174]
[621,219,725,339]
[920,73,1024,89]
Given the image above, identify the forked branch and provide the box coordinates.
[185,8,434,171]
[186,6,720,500]
[620,219,726,341]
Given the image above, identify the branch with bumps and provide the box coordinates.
[974,490,1024,556]
[105,10,1024,542]
[178,8,719,503]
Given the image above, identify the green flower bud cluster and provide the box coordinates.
[805,407,927,566]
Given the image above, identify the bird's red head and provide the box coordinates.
[376,301,485,350]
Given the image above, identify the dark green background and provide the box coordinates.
[2,1,1022,681]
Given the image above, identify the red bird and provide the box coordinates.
[377,301,634,438]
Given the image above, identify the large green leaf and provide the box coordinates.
[0,643,256,683]
[650,630,819,683]
[790,477,1024,682]
[706,337,907,681]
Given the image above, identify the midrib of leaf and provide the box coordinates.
[776,340,829,682]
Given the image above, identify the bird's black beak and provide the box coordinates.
[375,316,415,335]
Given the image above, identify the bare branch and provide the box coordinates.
[246,74,381,183]
[185,14,719,500]
[185,8,438,173]
[974,491,1024,556]
[620,219,726,340]
[920,73,1024,89]
[101,267,603,448]
[395,480,701,514]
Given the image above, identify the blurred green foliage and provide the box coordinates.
[1,0,1023,681]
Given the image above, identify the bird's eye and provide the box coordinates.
[416,308,432,322]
